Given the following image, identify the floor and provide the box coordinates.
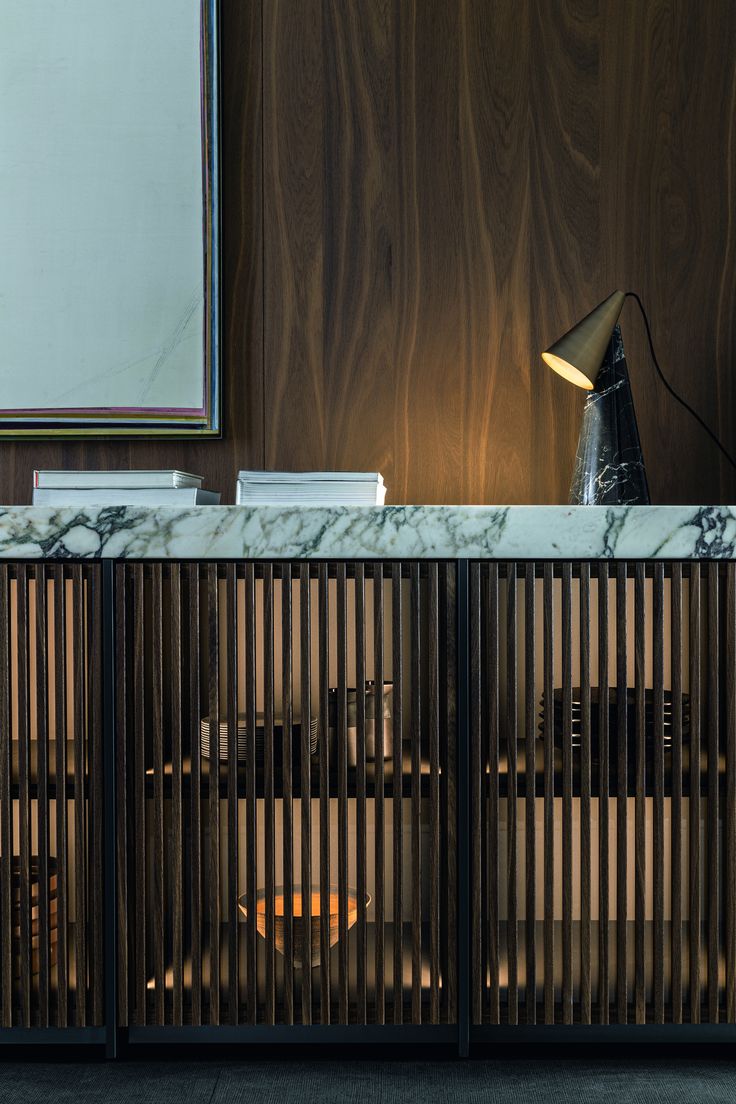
[3,1060,736,1104]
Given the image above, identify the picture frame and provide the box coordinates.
[0,0,221,438]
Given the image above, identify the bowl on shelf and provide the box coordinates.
[238,884,370,969]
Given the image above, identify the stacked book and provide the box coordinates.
[32,470,220,506]
[236,471,386,505]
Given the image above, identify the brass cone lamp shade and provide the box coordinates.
[542,290,625,390]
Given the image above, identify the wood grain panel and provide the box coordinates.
[601,1,736,505]
[259,0,736,506]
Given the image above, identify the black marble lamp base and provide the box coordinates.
[569,324,650,506]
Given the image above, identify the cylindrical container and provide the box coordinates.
[328,681,393,767]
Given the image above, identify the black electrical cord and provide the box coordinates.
[625,290,736,475]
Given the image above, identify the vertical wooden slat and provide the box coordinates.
[336,563,349,1023]
[55,566,69,1028]
[188,563,202,1026]
[707,562,719,1023]
[206,564,220,1025]
[726,563,736,1023]
[561,563,573,1025]
[299,565,312,1025]
[470,564,482,1024]
[356,564,367,1024]
[151,566,165,1025]
[487,564,500,1025]
[580,563,591,1025]
[542,563,554,1025]
[132,564,145,1026]
[690,565,702,1024]
[0,567,11,1027]
[634,563,646,1024]
[598,562,610,1024]
[615,562,628,1024]
[390,563,402,1025]
[507,563,518,1025]
[35,567,50,1025]
[17,566,31,1025]
[114,566,129,1027]
[263,564,276,1025]
[671,562,683,1024]
[89,567,104,1028]
[245,563,257,1024]
[428,563,440,1024]
[443,563,458,1024]
[524,562,536,1025]
[170,563,184,1026]
[318,562,330,1023]
[410,562,422,1024]
[226,564,239,1025]
[653,563,665,1023]
[281,565,294,1025]
[374,563,385,1025]
[71,564,87,1028]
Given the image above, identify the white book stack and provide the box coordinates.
[32,470,221,506]
[236,471,386,506]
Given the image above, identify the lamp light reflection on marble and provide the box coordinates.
[542,290,650,506]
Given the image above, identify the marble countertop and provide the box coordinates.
[0,504,734,560]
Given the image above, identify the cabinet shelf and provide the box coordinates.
[144,745,434,799]
[496,739,726,798]
[5,741,88,799]
[138,921,445,1026]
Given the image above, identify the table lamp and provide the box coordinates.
[542,291,736,504]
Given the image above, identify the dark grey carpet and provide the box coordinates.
[2,1060,736,1104]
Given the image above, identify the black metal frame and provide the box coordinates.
[0,555,733,1057]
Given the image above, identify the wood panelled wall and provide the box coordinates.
[2,0,735,505]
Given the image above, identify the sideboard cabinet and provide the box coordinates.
[0,501,735,1053]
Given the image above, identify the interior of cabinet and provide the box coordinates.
[116,561,457,1028]
[471,560,735,1027]
[0,564,103,1029]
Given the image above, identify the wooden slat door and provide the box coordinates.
[117,561,457,1029]
[471,560,736,1027]
[0,563,104,1029]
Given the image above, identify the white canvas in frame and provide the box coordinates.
[0,0,219,435]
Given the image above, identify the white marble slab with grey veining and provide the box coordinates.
[0,505,734,560]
